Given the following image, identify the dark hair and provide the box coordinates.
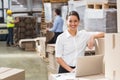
[66,11,80,21]
[55,8,61,15]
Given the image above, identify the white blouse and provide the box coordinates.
[55,30,99,66]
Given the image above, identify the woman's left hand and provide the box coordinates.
[70,68,76,73]
[46,28,49,32]
[87,35,95,49]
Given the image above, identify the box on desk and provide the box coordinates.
[0,67,25,80]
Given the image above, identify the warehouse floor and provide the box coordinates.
[0,41,48,80]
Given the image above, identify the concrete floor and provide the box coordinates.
[0,41,48,80]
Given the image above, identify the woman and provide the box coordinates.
[46,8,63,44]
[55,11,104,73]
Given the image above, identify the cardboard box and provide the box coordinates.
[0,67,25,80]
[19,39,36,51]
[105,33,114,80]
[35,37,46,57]
[46,44,55,54]
[105,33,120,80]
[24,41,35,51]
[48,53,58,69]
[47,44,59,74]
[48,53,59,74]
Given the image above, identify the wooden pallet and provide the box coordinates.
[87,3,117,9]
[44,0,50,2]
[50,0,68,3]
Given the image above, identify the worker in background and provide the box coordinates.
[46,8,64,44]
[55,11,104,73]
[6,9,19,47]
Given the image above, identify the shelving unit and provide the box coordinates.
[0,0,10,23]
[0,0,10,41]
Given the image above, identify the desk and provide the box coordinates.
[49,73,108,80]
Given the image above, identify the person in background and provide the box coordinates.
[6,9,19,47]
[55,11,104,73]
[46,8,64,44]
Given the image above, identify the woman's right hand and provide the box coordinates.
[70,68,76,73]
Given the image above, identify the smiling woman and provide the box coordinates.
[55,11,104,73]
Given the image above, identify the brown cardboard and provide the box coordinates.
[24,41,35,51]
[46,44,55,54]
[0,67,25,80]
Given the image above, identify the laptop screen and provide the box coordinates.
[75,55,103,77]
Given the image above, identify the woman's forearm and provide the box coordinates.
[56,57,73,72]
[94,32,104,39]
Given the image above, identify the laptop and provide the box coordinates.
[75,55,103,77]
